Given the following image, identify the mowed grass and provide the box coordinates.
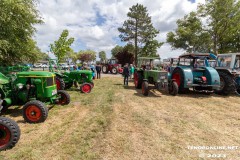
[1,76,240,160]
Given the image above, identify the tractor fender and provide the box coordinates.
[172,66,193,88]
[54,72,63,78]
[205,67,220,89]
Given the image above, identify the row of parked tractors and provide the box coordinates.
[134,53,240,97]
[0,59,94,151]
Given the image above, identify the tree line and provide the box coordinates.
[1,0,239,66]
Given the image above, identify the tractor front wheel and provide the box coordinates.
[23,100,48,123]
[0,117,20,151]
[56,76,65,90]
[57,90,70,105]
[142,81,149,96]
[168,81,178,96]
[111,67,118,74]
[80,83,92,93]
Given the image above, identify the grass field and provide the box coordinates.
[0,76,240,160]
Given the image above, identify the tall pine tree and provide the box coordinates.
[118,3,161,65]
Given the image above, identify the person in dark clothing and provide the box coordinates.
[123,64,130,85]
[95,64,102,79]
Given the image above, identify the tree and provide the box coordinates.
[0,0,42,65]
[23,40,49,64]
[141,40,163,56]
[115,44,135,66]
[167,12,211,53]
[111,45,123,58]
[50,29,74,61]
[99,51,106,62]
[198,0,240,54]
[118,3,160,65]
[167,0,240,54]
[78,50,96,63]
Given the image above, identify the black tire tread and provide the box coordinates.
[57,90,71,105]
[136,72,143,89]
[0,117,20,151]
[215,71,235,95]
[56,76,65,90]
[142,81,149,96]
[23,100,48,123]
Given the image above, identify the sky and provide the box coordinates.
[34,0,205,60]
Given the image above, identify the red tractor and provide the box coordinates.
[102,59,123,74]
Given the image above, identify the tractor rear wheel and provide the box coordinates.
[23,100,48,123]
[172,68,188,94]
[56,76,65,90]
[102,65,108,74]
[0,117,20,151]
[57,90,70,105]
[134,71,143,89]
[111,67,118,74]
[215,71,235,95]
[169,81,178,96]
[80,83,92,93]
[142,81,149,96]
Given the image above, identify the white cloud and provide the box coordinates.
[34,0,205,59]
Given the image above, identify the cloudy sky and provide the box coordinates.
[34,0,205,59]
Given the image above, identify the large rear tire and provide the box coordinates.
[142,81,149,96]
[134,71,143,89]
[57,90,70,105]
[172,68,188,94]
[56,76,65,90]
[215,71,235,95]
[102,65,108,74]
[0,117,20,151]
[23,100,48,123]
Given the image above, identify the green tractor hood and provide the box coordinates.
[0,72,10,84]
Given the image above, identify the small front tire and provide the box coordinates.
[23,100,48,123]
[142,81,149,96]
[57,90,71,105]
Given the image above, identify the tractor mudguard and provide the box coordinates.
[172,66,193,88]
[204,67,220,90]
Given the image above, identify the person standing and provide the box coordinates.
[123,64,130,85]
[129,64,134,79]
[95,63,102,79]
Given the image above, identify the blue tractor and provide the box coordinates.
[208,53,240,95]
[170,53,220,93]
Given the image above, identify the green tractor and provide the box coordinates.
[0,71,70,123]
[0,116,20,151]
[49,59,94,93]
[134,57,178,96]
